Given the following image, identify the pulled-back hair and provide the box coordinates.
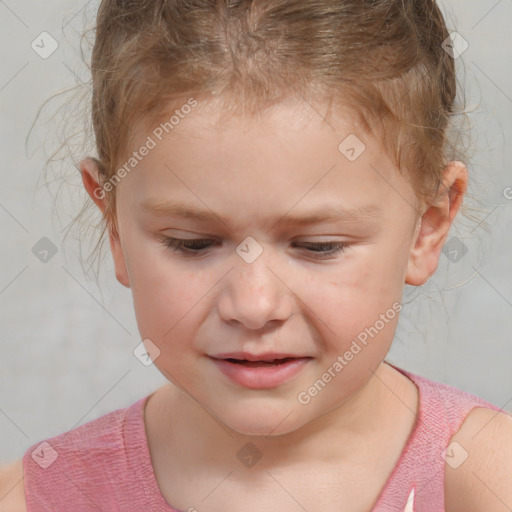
[39,0,468,276]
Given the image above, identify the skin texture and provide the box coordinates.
[77,98,475,510]
[85,99,464,433]
[3,98,511,511]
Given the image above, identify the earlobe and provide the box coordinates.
[80,157,131,289]
[405,161,468,286]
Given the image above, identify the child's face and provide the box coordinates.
[85,99,450,435]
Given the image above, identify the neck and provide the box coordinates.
[147,362,415,473]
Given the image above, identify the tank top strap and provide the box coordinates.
[122,395,183,511]
[23,403,130,511]
[23,395,182,511]
[371,364,503,512]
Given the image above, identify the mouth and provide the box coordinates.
[211,352,312,364]
[208,353,313,389]
[222,357,300,367]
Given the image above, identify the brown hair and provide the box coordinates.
[47,0,470,277]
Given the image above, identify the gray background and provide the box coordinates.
[1,0,511,464]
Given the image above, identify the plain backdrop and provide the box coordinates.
[0,0,511,464]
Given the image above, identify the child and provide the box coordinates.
[2,0,511,510]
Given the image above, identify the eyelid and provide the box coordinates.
[160,222,377,241]
[160,235,350,245]
[160,236,351,259]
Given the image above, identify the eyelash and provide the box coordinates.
[160,237,349,259]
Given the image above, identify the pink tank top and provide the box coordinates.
[22,365,504,511]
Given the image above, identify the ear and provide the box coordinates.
[405,161,468,286]
[80,158,131,288]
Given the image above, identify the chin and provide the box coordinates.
[217,405,305,437]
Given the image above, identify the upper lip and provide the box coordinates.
[210,352,311,362]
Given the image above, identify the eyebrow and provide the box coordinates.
[140,199,382,227]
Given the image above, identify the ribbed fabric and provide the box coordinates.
[372,364,503,511]
[23,365,505,511]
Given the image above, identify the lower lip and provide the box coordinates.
[210,357,312,389]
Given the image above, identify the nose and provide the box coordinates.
[217,254,294,331]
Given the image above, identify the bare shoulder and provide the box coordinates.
[0,460,26,512]
[444,406,512,512]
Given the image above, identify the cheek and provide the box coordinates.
[316,248,404,318]
[294,245,406,359]
[129,262,211,380]
[305,277,400,344]
[127,247,209,341]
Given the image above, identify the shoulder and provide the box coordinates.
[0,459,26,512]
[444,406,512,512]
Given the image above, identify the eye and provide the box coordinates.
[161,237,349,259]
[292,241,349,259]
[161,237,216,255]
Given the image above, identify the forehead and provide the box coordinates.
[130,98,377,171]
[119,99,417,224]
